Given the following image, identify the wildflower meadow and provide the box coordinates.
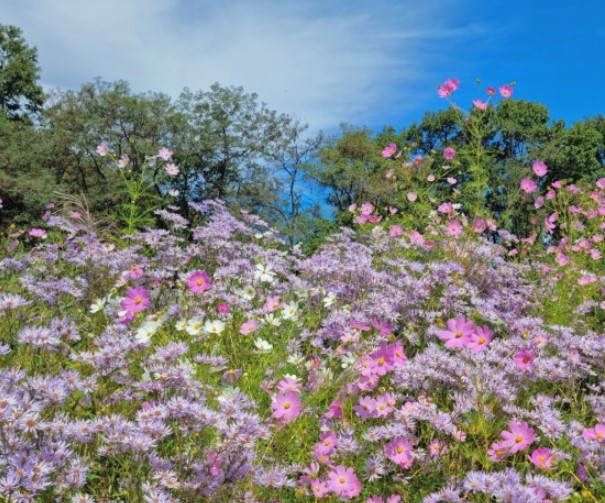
[1,80,605,503]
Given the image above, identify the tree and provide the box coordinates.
[42,79,179,214]
[172,83,294,211]
[0,24,44,120]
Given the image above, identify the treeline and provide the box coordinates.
[1,23,604,245]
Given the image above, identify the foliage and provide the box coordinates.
[0,23,44,120]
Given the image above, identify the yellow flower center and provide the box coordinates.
[134,296,142,305]
[397,446,404,454]
[455,330,463,338]
[478,337,486,344]
[283,402,291,410]
[515,435,523,443]
[378,357,385,366]
[196,279,204,286]
[339,477,346,484]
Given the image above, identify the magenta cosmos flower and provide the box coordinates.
[532,160,548,177]
[270,391,301,423]
[529,447,555,469]
[438,78,460,98]
[583,423,605,442]
[188,270,212,293]
[327,465,362,499]
[443,147,457,160]
[121,287,150,314]
[438,316,475,349]
[382,143,397,158]
[385,436,414,468]
[500,421,535,453]
[520,178,538,193]
[515,349,535,369]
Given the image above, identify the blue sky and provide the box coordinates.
[3,0,605,134]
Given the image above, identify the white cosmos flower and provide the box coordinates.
[186,317,204,336]
[254,263,275,283]
[287,353,305,366]
[234,285,256,300]
[264,313,281,327]
[203,319,225,335]
[340,352,357,369]
[323,292,337,307]
[175,319,187,332]
[90,297,108,314]
[135,322,159,345]
[254,338,273,353]
[281,302,298,320]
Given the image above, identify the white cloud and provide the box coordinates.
[3,0,479,130]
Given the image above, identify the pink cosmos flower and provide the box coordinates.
[164,163,179,176]
[520,178,537,193]
[500,421,535,453]
[446,220,463,238]
[486,86,496,96]
[443,147,457,160]
[96,141,109,156]
[353,396,376,419]
[217,303,230,313]
[390,225,404,238]
[408,230,425,246]
[263,295,281,312]
[188,271,212,293]
[532,160,548,177]
[534,197,544,209]
[348,203,357,213]
[311,480,329,498]
[360,202,375,216]
[239,319,258,335]
[529,448,555,469]
[488,440,512,462]
[582,423,605,442]
[468,325,492,353]
[596,178,605,190]
[315,431,338,457]
[117,154,130,169]
[438,201,454,214]
[385,437,414,468]
[438,316,475,349]
[28,228,47,239]
[385,168,395,178]
[157,147,173,161]
[472,99,487,110]
[327,465,362,499]
[271,391,301,423]
[413,155,422,164]
[472,218,486,233]
[515,349,535,369]
[382,143,397,158]
[325,400,343,419]
[438,78,460,98]
[499,84,513,98]
[407,192,418,202]
[429,439,445,457]
[120,287,150,314]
